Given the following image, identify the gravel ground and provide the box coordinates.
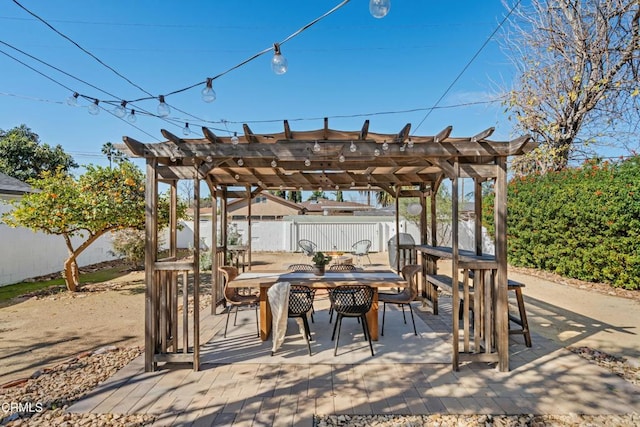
[0,344,638,426]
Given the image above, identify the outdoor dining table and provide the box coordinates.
[227,270,407,341]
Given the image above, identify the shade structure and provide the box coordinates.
[120,119,538,374]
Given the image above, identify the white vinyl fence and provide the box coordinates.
[0,203,118,286]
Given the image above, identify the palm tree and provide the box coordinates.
[101,142,126,168]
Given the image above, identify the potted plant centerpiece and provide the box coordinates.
[311,252,332,276]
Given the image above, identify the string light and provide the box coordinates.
[374,148,381,156]
[88,99,100,115]
[114,100,127,118]
[313,141,321,152]
[182,123,190,136]
[382,141,389,151]
[304,158,311,167]
[349,141,357,152]
[206,155,213,162]
[231,132,239,147]
[201,78,216,103]
[127,109,136,123]
[271,43,288,75]
[338,154,345,162]
[369,0,390,18]
[237,158,244,166]
[271,159,278,167]
[157,95,170,117]
[407,138,414,148]
[66,92,79,106]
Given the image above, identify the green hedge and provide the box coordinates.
[485,156,640,290]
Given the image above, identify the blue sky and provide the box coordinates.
[1,1,518,170]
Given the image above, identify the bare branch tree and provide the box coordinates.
[502,0,639,174]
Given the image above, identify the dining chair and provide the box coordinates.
[351,239,372,266]
[297,239,317,262]
[329,285,375,356]
[284,285,315,356]
[219,266,259,338]
[378,264,421,336]
[287,264,316,322]
[287,263,314,272]
[328,264,358,272]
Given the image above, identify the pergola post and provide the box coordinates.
[495,157,509,371]
[450,172,460,370]
[144,158,158,372]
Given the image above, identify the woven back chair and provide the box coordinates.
[287,263,314,272]
[218,266,259,338]
[283,285,316,356]
[378,264,421,336]
[328,264,358,272]
[328,285,375,356]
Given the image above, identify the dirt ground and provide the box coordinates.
[1,251,638,386]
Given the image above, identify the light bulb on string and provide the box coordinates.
[407,138,414,148]
[127,109,137,123]
[66,92,79,106]
[271,43,288,75]
[369,0,390,18]
[201,78,216,103]
[114,100,127,118]
[157,95,170,117]
[237,158,244,166]
[399,144,406,152]
[338,154,345,163]
[231,132,239,147]
[88,99,100,115]
[271,159,278,168]
[382,141,389,151]
[349,141,357,152]
[205,155,213,162]
[182,123,190,136]
[374,148,381,156]
[313,141,321,152]
[304,158,311,167]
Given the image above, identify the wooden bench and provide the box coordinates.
[424,274,532,347]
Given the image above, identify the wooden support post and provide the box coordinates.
[495,157,509,371]
[451,171,459,370]
[193,176,201,371]
[474,179,483,255]
[145,159,158,372]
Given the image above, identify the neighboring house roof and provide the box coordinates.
[0,173,34,196]
[299,198,373,214]
[228,192,306,218]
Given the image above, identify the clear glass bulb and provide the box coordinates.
[338,154,345,163]
[271,44,288,75]
[399,144,406,152]
[313,141,320,152]
[231,133,239,146]
[271,159,277,168]
[235,174,240,180]
[127,109,137,123]
[407,139,414,148]
[374,148,381,156]
[369,0,390,18]
[304,158,311,167]
[182,123,190,136]
[157,96,170,117]
[88,100,100,115]
[114,102,126,118]
[66,92,79,106]
[201,79,216,103]
[271,53,288,75]
[382,141,389,151]
[237,158,244,166]
[349,141,357,152]
[205,155,213,162]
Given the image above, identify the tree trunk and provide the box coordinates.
[63,256,79,292]
[62,230,109,292]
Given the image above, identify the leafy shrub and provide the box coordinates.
[110,229,146,269]
[485,156,640,290]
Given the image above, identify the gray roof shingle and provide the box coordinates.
[0,173,34,195]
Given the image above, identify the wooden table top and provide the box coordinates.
[228,270,406,289]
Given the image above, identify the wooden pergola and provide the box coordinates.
[121,119,536,373]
